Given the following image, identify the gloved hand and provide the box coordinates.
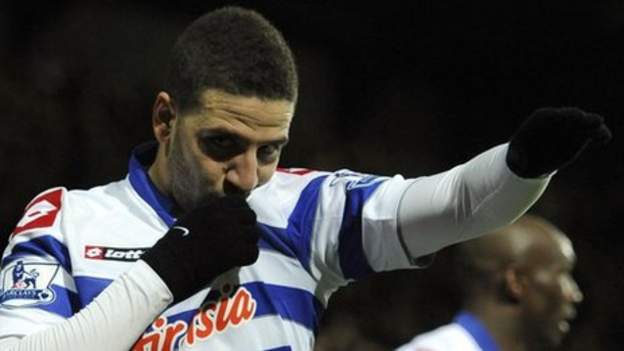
[506,107,612,178]
[141,196,260,302]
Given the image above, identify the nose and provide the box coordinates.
[224,150,259,195]
[566,278,583,304]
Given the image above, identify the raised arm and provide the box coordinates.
[397,107,611,260]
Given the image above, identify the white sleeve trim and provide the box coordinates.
[397,143,551,260]
[1,260,173,351]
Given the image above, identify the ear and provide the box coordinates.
[504,267,525,302]
[152,91,177,143]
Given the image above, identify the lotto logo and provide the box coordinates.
[84,246,148,262]
[12,188,63,237]
[84,246,105,259]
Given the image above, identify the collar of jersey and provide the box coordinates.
[454,311,500,351]
[128,142,176,227]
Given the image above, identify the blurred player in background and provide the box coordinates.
[314,313,386,351]
[396,214,583,351]
[0,5,608,351]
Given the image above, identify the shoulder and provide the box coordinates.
[249,168,400,224]
[10,187,67,240]
[63,178,134,214]
[256,167,392,200]
[9,179,130,241]
[248,168,329,225]
[397,323,482,351]
[268,168,330,193]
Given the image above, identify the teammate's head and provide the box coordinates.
[149,7,297,213]
[456,214,583,349]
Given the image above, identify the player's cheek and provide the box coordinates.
[198,157,226,182]
[257,164,277,186]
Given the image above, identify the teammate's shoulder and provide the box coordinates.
[400,323,480,351]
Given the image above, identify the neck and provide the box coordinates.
[147,147,187,217]
[147,146,173,201]
[464,299,528,351]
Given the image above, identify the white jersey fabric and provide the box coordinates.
[0,142,548,350]
[396,312,500,351]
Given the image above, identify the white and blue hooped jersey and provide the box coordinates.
[395,312,500,351]
[0,142,417,350]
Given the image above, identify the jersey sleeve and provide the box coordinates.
[306,170,417,289]
[397,143,550,259]
[307,143,550,292]
[0,187,78,338]
[248,169,413,303]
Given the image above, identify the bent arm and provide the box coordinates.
[0,261,172,351]
[397,144,550,260]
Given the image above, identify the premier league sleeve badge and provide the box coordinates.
[0,260,60,307]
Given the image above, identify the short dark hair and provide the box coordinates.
[165,6,298,113]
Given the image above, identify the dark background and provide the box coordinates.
[1,1,623,350]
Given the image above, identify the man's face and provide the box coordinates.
[520,234,583,348]
[165,89,294,212]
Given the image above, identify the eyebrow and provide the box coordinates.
[197,127,289,146]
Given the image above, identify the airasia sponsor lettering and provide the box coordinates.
[132,286,257,350]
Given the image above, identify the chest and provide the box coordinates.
[66,220,321,351]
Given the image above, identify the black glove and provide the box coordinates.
[141,196,260,302]
[506,107,612,178]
